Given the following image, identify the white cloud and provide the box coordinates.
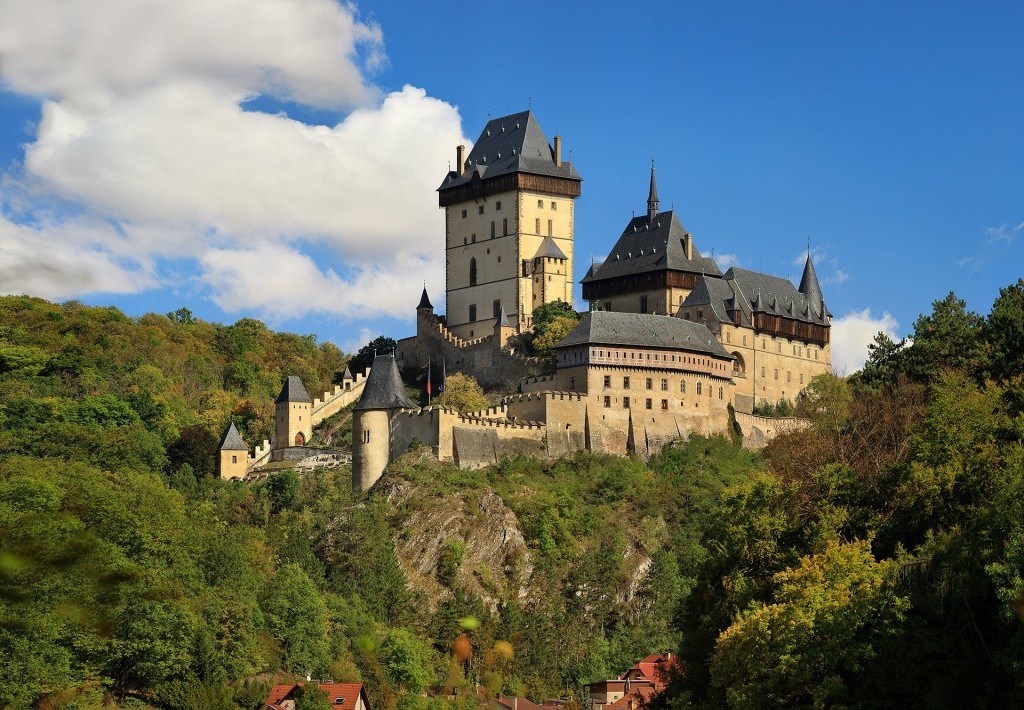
[341,327,375,356]
[823,270,848,286]
[0,0,382,108]
[831,308,900,375]
[985,222,1023,245]
[714,253,739,270]
[0,0,467,320]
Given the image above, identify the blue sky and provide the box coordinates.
[1,1,1021,372]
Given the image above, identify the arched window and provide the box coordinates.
[469,257,477,286]
[732,352,746,374]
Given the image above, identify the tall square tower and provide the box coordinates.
[437,111,582,338]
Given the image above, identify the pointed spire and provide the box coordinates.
[798,252,823,311]
[417,284,433,310]
[647,157,659,220]
[496,306,512,329]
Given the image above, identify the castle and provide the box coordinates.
[219,110,831,488]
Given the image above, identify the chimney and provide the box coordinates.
[554,136,562,166]
[456,145,465,176]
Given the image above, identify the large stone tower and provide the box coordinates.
[352,353,416,492]
[217,421,248,480]
[437,110,583,338]
[274,375,312,449]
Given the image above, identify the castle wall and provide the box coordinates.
[716,323,831,411]
[734,411,810,449]
[395,311,536,391]
[310,369,370,424]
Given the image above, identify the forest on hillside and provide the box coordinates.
[1,279,1023,709]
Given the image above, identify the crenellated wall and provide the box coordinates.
[311,368,370,424]
[395,309,540,391]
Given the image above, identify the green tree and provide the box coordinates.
[532,300,577,338]
[379,628,434,693]
[441,372,488,413]
[349,336,398,376]
[261,564,330,676]
[985,278,1024,381]
[711,540,909,709]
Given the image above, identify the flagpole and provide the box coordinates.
[427,356,432,407]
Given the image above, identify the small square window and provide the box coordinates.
[231,455,237,464]
[478,205,484,214]
[551,201,557,210]
[538,199,544,208]
[495,201,502,210]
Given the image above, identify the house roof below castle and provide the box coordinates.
[556,311,732,359]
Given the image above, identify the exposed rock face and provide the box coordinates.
[378,477,534,610]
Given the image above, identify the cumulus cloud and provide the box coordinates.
[0,0,467,322]
[831,308,900,375]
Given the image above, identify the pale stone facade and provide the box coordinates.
[274,376,313,449]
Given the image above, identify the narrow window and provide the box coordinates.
[231,455,237,464]
[774,369,779,380]
[787,371,792,383]
[604,396,611,408]
[469,304,477,321]
[640,295,648,313]
[493,299,501,318]
[491,221,495,238]
[646,398,652,410]
[461,209,467,218]
[661,379,668,391]
[623,376,631,389]
[471,234,476,243]
[503,218,508,235]
[569,376,576,389]
[538,199,544,208]
[547,219,553,236]
[535,217,540,233]
[478,205,484,215]
[469,257,477,286]
[719,387,724,400]
[604,375,611,388]
[623,397,630,408]
[495,200,502,210]
[661,399,668,410]
[551,201,557,210]
[680,380,686,393]
[646,378,653,390]
[697,382,703,396]
[800,373,804,384]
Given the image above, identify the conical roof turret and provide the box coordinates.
[353,353,416,411]
[276,375,312,404]
[798,253,824,311]
[218,421,247,451]
[496,306,512,329]
[417,286,433,310]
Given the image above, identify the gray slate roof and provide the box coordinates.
[497,306,512,328]
[438,110,581,191]
[341,365,354,380]
[275,375,312,404]
[798,254,823,307]
[353,354,416,411]
[581,210,721,283]
[535,236,568,260]
[218,422,247,451]
[556,311,732,359]
[679,264,831,328]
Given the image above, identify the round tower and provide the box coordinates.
[352,353,416,492]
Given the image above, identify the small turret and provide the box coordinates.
[352,353,416,492]
[217,421,248,480]
[494,306,515,348]
[341,365,354,391]
[417,286,433,312]
[274,375,313,449]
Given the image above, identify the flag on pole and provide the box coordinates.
[426,357,432,399]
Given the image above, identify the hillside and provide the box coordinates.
[2,281,1024,709]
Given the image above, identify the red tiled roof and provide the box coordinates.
[603,685,656,710]
[263,682,367,709]
[619,653,678,689]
